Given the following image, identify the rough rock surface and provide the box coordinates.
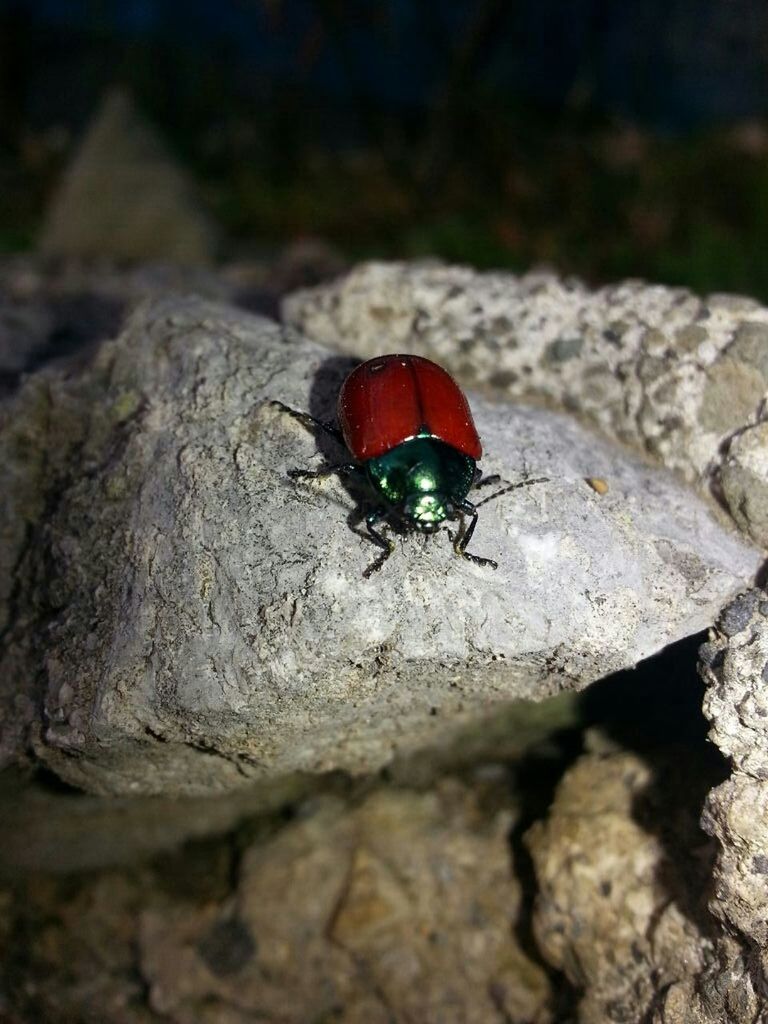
[0,781,554,1024]
[0,692,578,874]
[525,735,721,1024]
[695,589,768,1022]
[525,593,768,1024]
[39,89,218,265]
[0,256,234,387]
[283,261,768,546]
[0,296,760,795]
[0,247,345,392]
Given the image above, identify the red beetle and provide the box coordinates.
[275,354,545,576]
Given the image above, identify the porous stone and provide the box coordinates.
[524,591,768,1024]
[719,421,768,546]
[140,785,551,1024]
[0,782,553,1024]
[698,589,768,1016]
[0,297,760,796]
[702,589,768,776]
[525,740,718,1024]
[283,261,768,545]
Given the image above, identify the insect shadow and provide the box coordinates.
[297,354,374,539]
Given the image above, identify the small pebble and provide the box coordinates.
[585,477,609,495]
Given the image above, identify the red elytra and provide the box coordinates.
[338,354,482,462]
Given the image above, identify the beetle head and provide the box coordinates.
[403,491,452,531]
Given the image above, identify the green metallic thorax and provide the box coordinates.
[364,435,476,529]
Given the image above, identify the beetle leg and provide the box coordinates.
[288,462,358,481]
[473,472,502,489]
[475,476,549,508]
[454,499,498,569]
[363,509,395,578]
[270,400,345,446]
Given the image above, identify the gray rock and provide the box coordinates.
[0,254,235,385]
[283,261,768,546]
[526,742,717,1024]
[39,89,218,265]
[0,297,760,796]
[719,421,768,546]
[702,588,768,776]
[0,782,553,1023]
[698,589,768,1016]
[0,694,579,874]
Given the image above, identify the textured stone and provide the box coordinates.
[698,589,768,1017]
[526,742,717,1024]
[0,296,760,796]
[139,786,552,1024]
[521,589,768,1024]
[0,693,579,874]
[702,589,768,776]
[0,782,553,1024]
[283,261,768,545]
[719,421,768,546]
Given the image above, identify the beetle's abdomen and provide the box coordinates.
[338,354,482,462]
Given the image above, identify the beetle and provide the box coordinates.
[273,353,546,577]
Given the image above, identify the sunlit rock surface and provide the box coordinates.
[284,261,768,546]
[0,296,759,795]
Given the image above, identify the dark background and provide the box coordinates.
[3,0,768,296]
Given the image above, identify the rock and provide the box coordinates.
[39,89,218,265]
[141,785,551,1023]
[0,296,760,795]
[283,261,768,546]
[525,740,719,1024]
[719,421,768,547]
[528,592,768,1024]
[0,768,315,876]
[697,589,768,1018]
[0,693,580,874]
[0,782,553,1024]
[0,248,347,394]
[0,254,235,387]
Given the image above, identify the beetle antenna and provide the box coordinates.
[475,476,549,508]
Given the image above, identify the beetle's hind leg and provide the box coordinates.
[363,509,395,578]
[270,399,345,447]
[452,499,498,569]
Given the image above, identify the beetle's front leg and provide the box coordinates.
[270,399,345,447]
[453,499,498,569]
[362,508,395,578]
[288,462,358,481]
[473,470,502,489]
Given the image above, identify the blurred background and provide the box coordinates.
[2,0,768,296]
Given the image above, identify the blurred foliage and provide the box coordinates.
[2,1,768,299]
[194,109,768,302]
